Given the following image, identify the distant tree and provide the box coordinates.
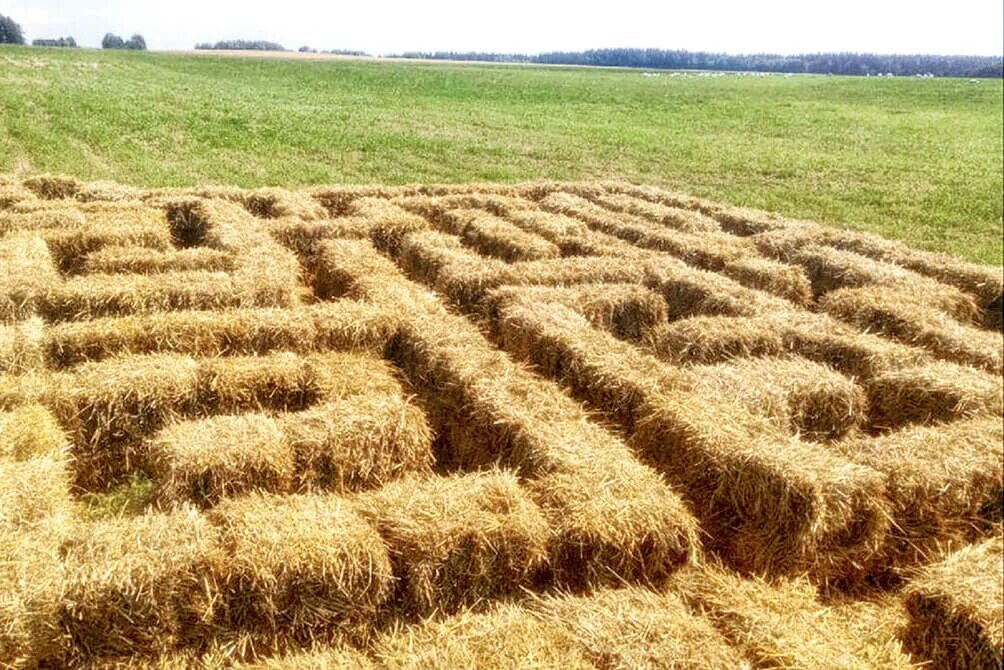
[0,13,25,44]
[126,34,146,50]
[102,33,125,49]
[194,40,286,52]
[298,45,314,53]
[32,36,78,47]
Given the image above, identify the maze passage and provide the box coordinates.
[1,174,1001,668]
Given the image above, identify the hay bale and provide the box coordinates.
[502,208,590,250]
[208,493,394,653]
[580,192,721,233]
[243,187,328,220]
[667,565,916,669]
[0,234,61,322]
[238,646,376,669]
[831,417,1003,570]
[864,362,1003,430]
[51,354,201,489]
[722,256,813,306]
[395,230,507,308]
[645,316,787,365]
[347,197,431,256]
[82,246,233,274]
[354,470,550,615]
[148,414,294,508]
[688,357,868,441]
[73,180,142,203]
[41,214,173,274]
[529,586,746,669]
[44,308,319,368]
[22,175,80,199]
[373,602,593,670]
[0,208,84,234]
[283,393,434,494]
[484,284,667,340]
[0,453,73,531]
[820,285,1002,372]
[263,215,375,258]
[0,184,36,210]
[388,312,699,588]
[309,301,403,353]
[0,318,44,375]
[60,508,221,661]
[0,404,65,461]
[643,260,790,320]
[903,534,1003,669]
[449,210,562,262]
[497,299,888,581]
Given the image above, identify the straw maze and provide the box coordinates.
[1,174,1002,668]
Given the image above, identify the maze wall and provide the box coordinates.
[1,174,1001,668]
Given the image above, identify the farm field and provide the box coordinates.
[0,46,1002,263]
[1,174,1002,668]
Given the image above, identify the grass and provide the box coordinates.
[0,46,1001,263]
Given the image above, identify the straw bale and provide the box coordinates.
[208,493,394,652]
[243,187,328,220]
[0,404,65,461]
[388,311,699,587]
[263,215,374,258]
[309,301,403,352]
[643,260,790,320]
[667,565,916,669]
[644,316,787,365]
[239,646,376,669]
[0,183,35,210]
[60,508,221,661]
[864,361,1002,430]
[0,318,44,374]
[529,586,747,669]
[346,197,431,255]
[0,208,84,233]
[502,209,595,254]
[581,192,721,233]
[485,284,667,339]
[445,209,561,262]
[373,602,592,670]
[822,285,1002,371]
[721,256,813,306]
[51,354,201,488]
[497,299,888,581]
[396,230,507,307]
[688,356,868,441]
[22,174,80,199]
[354,470,550,615]
[44,308,317,367]
[903,534,1003,669]
[195,352,323,414]
[831,417,1003,570]
[0,452,73,530]
[82,246,233,274]
[0,371,52,410]
[0,234,61,322]
[283,393,434,494]
[74,180,141,203]
[41,214,172,274]
[148,414,294,508]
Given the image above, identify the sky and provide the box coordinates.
[4,0,1003,55]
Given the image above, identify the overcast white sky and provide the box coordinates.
[4,0,1003,55]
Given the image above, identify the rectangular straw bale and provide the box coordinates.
[310,186,402,216]
[388,312,699,588]
[721,256,813,306]
[208,493,394,652]
[485,284,667,340]
[50,354,200,488]
[643,260,792,320]
[81,246,233,275]
[0,208,84,233]
[582,192,721,233]
[831,417,1003,570]
[43,308,319,368]
[60,508,221,661]
[497,299,889,581]
[0,318,44,374]
[502,208,597,254]
[148,413,294,508]
[353,470,550,616]
[396,230,509,307]
[347,197,432,255]
[443,209,561,261]
[528,586,747,669]
[72,180,141,203]
[195,352,322,413]
[373,602,592,670]
[667,565,916,669]
[644,316,787,365]
[22,174,80,199]
[903,534,1003,670]
[821,286,1002,372]
[0,183,36,210]
[864,361,1002,430]
[0,453,73,530]
[243,187,328,220]
[0,234,61,321]
[41,216,172,274]
[283,393,434,494]
[263,215,375,258]
[688,356,868,441]
[238,646,376,669]
[0,404,65,461]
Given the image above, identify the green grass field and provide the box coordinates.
[1,46,1001,263]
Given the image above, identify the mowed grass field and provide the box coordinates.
[1,45,1001,263]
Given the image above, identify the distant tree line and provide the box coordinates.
[32,36,77,48]
[298,46,369,56]
[394,48,1004,77]
[196,40,287,52]
[102,33,147,50]
[0,13,25,44]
